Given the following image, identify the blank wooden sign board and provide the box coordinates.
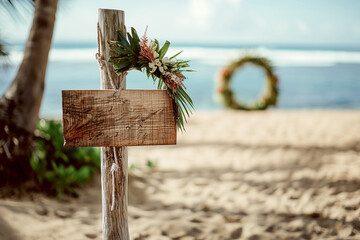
[62,9,177,240]
[62,90,176,147]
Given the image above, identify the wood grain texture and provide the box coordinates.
[98,9,128,240]
[62,89,177,147]
[101,146,128,240]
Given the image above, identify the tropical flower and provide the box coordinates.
[139,30,158,62]
[154,59,162,66]
[162,57,169,64]
[148,61,157,73]
[159,66,164,74]
[163,72,185,93]
[161,57,169,70]
[139,41,155,62]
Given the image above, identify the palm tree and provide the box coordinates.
[0,0,59,186]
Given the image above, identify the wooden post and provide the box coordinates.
[98,9,129,240]
[63,8,175,239]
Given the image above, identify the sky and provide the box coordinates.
[2,0,360,46]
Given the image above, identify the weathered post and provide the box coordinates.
[98,9,129,239]
[62,8,177,240]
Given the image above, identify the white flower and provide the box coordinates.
[147,41,159,59]
[169,73,183,84]
[162,57,169,64]
[159,66,164,74]
[153,51,159,59]
[167,58,175,65]
[175,77,182,84]
[154,59,162,67]
[149,61,157,73]
[149,61,155,69]
[161,57,169,70]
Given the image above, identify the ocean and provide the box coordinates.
[1,42,360,118]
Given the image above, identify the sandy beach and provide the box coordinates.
[1,110,360,240]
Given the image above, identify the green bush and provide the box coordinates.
[30,119,100,198]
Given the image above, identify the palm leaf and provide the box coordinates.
[159,41,170,59]
[170,50,183,60]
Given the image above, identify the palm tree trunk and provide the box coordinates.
[0,0,58,186]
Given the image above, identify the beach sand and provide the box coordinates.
[1,110,360,239]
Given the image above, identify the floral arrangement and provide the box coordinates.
[217,55,279,111]
[108,27,193,130]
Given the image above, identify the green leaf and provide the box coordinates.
[130,27,141,51]
[157,77,164,89]
[76,166,93,183]
[109,42,129,55]
[127,32,134,45]
[159,41,170,59]
[170,50,183,60]
[131,27,140,42]
[178,87,194,108]
[146,159,158,169]
[176,104,185,131]
[127,32,140,53]
[116,31,131,51]
[113,58,131,70]
[30,156,39,171]
[178,98,190,117]
[155,39,160,52]
[129,163,140,170]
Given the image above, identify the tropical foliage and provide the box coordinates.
[108,27,194,130]
[0,0,34,58]
[31,119,100,198]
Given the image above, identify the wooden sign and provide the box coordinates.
[62,89,177,147]
[61,9,180,239]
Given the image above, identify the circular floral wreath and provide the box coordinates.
[217,55,279,110]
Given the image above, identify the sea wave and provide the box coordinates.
[170,47,360,67]
[7,47,360,67]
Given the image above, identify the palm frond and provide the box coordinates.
[0,0,34,22]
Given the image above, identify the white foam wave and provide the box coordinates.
[7,47,360,67]
[168,47,360,67]
[8,48,97,64]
